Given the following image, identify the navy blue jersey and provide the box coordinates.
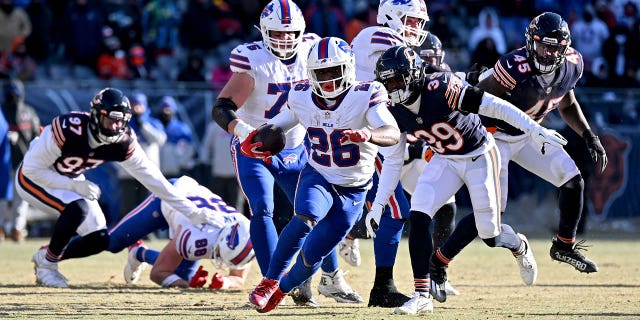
[50,112,136,178]
[390,72,487,156]
[483,47,583,135]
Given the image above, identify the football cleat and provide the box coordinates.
[514,233,538,285]
[443,280,460,296]
[338,238,362,267]
[550,238,598,273]
[368,283,411,308]
[318,269,364,303]
[124,240,148,284]
[289,277,319,307]
[394,292,433,315]
[32,247,68,288]
[249,277,279,309]
[429,258,448,303]
[257,287,287,313]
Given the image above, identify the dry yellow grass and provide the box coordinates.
[1,233,638,319]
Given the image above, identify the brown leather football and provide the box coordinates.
[254,124,286,155]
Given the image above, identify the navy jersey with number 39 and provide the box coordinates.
[391,72,487,156]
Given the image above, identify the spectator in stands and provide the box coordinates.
[179,0,220,55]
[210,61,232,92]
[157,96,195,179]
[581,57,611,87]
[127,44,152,80]
[117,92,167,215]
[1,37,37,80]
[468,7,507,55]
[470,37,501,70]
[141,0,180,60]
[0,0,31,58]
[97,30,130,80]
[177,53,205,82]
[1,79,39,242]
[0,105,12,242]
[198,121,242,209]
[103,0,143,51]
[62,0,105,75]
[595,0,618,29]
[571,6,610,67]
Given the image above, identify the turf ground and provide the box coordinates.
[0,232,638,319]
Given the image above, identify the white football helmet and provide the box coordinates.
[377,0,430,46]
[259,0,306,60]
[307,37,356,99]
[212,219,255,269]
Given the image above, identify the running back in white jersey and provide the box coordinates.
[351,26,405,81]
[229,33,320,148]
[285,81,391,187]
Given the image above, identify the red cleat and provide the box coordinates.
[249,277,279,309]
[257,287,287,313]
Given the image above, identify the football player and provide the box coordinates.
[210,0,359,305]
[16,88,222,288]
[245,37,400,313]
[348,0,459,307]
[373,46,566,314]
[61,176,254,289]
[438,12,606,275]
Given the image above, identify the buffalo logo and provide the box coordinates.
[225,223,240,250]
[261,3,274,19]
[382,0,412,5]
[588,132,631,218]
[337,40,353,55]
[283,153,298,165]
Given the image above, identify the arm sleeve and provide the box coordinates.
[120,146,197,215]
[20,126,76,190]
[372,132,407,206]
[477,92,540,132]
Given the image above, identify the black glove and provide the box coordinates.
[466,63,488,86]
[582,129,608,173]
[407,139,427,161]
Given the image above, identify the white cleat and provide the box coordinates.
[338,238,361,267]
[394,292,433,315]
[318,269,364,303]
[124,241,148,284]
[32,247,68,288]
[444,280,460,296]
[514,233,538,285]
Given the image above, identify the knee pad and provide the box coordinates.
[561,174,584,191]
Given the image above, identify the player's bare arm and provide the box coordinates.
[557,90,591,135]
[212,72,255,136]
[150,237,189,288]
[369,124,401,147]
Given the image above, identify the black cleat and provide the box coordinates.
[290,278,319,308]
[429,258,448,303]
[550,238,599,273]
[368,284,410,308]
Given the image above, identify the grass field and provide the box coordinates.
[1,232,638,319]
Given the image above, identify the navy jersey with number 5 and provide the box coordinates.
[482,47,583,135]
[390,72,487,156]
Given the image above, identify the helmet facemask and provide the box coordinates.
[375,46,424,105]
[259,0,306,60]
[525,12,571,74]
[401,14,429,46]
[377,0,429,46]
[93,110,131,143]
[307,37,356,99]
[89,88,132,144]
[309,65,351,99]
[527,38,569,73]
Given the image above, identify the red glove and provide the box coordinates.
[341,128,371,143]
[188,265,209,288]
[240,129,272,159]
[208,272,227,290]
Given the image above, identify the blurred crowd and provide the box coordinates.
[1,0,640,88]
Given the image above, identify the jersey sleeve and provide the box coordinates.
[365,82,397,129]
[229,43,259,76]
[367,28,405,53]
[491,52,524,91]
[20,125,76,190]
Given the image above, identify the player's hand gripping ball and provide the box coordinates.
[253,124,286,155]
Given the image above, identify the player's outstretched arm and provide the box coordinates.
[150,237,189,288]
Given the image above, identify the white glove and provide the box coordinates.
[365,203,385,238]
[70,180,101,201]
[187,207,226,228]
[530,126,568,155]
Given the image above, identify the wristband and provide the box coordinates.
[161,274,182,287]
[233,121,255,139]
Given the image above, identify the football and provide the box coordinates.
[253,124,286,155]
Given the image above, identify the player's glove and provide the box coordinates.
[188,265,209,288]
[240,129,272,159]
[365,202,385,238]
[530,126,568,155]
[341,128,372,143]
[69,180,101,201]
[187,207,226,228]
[582,129,608,173]
[405,139,427,162]
[465,63,489,85]
[208,272,227,290]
